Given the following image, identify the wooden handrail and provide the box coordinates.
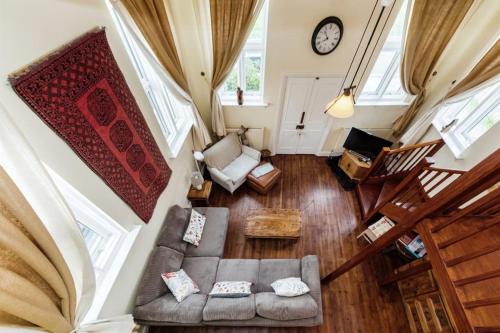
[389,139,444,154]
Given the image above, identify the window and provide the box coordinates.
[358,0,412,104]
[219,2,268,105]
[45,166,140,321]
[433,79,500,158]
[111,7,192,157]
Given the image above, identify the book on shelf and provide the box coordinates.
[405,236,427,258]
[358,216,395,243]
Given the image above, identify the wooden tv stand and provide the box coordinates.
[339,150,371,181]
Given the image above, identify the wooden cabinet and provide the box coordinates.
[339,150,371,180]
[398,271,456,333]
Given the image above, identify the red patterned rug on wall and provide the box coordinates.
[9,28,171,223]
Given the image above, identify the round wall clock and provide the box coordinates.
[311,16,343,55]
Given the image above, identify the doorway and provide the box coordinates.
[276,76,343,154]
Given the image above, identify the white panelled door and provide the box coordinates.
[277,76,343,154]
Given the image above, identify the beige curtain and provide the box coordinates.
[392,0,474,137]
[0,167,76,333]
[444,39,500,100]
[210,0,264,137]
[121,0,189,93]
[400,39,500,145]
[120,0,212,149]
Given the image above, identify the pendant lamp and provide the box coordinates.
[325,0,395,118]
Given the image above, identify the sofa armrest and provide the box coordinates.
[208,166,232,185]
[242,145,261,161]
[301,255,320,294]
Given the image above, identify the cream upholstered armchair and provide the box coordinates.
[202,133,261,193]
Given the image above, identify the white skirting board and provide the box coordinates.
[226,127,265,151]
[330,127,393,154]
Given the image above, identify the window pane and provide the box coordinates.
[248,6,265,43]
[362,50,396,95]
[464,103,500,143]
[222,63,239,95]
[244,52,262,93]
[359,0,409,103]
[454,84,497,125]
[385,64,404,95]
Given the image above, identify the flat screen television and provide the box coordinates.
[343,127,393,160]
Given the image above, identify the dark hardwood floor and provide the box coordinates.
[152,155,409,333]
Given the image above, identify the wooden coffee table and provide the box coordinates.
[245,208,301,239]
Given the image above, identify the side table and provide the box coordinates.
[187,180,212,206]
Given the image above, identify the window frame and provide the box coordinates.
[432,79,500,158]
[45,166,140,322]
[110,5,193,158]
[357,0,413,106]
[219,1,269,105]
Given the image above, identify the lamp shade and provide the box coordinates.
[325,92,355,118]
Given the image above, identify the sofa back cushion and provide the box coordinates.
[203,133,242,170]
[136,246,184,306]
[157,205,190,253]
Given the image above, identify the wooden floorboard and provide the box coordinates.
[151,155,409,333]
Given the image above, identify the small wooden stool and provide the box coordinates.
[246,162,282,194]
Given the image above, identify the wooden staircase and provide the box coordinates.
[417,186,500,333]
[356,139,445,222]
[322,149,500,333]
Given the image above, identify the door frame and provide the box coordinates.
[272,73,344,156]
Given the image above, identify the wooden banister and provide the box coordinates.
[360,139,445,184]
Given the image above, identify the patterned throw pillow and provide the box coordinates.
[209,281,252,298]
[161,269,200,302]
[183,209,206,246]
[271,277,310,297]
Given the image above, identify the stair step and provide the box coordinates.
[374,180,399,208]
[356,183,383,219]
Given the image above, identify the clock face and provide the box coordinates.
[312,17,343,55]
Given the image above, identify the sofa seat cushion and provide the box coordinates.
[156,205,190,253]
[255,292,318,321]
[216,259,260,289]
[133,293,207,324]
[257,259,301,292]
[181,257,219,294]
[203,133,242,170]
[222,154,259,184]
[185,207,229,258]
[135,246,184,306]
[203,294,256,321]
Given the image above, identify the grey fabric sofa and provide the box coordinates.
[133,205,323,327]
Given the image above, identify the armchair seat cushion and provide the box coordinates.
[134,293,207,324]
[185,207,229,258]
[203,294,256,321]
[255,292,318,321]
[222,154,259,184]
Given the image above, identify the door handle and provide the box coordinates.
[296,112,306,130]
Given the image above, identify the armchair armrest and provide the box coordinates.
[208,166,232,184]
[242,145,261,161]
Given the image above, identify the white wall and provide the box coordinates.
[408,0,500,170]
[169,0,407,153]
[0,0,195,317]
